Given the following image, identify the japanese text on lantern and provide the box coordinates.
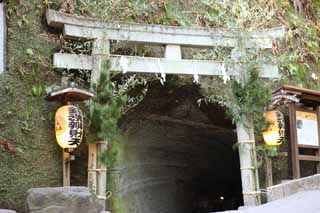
[68,107,83,146]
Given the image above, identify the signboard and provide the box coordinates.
[296,110,319,146]
[0,2,4,74]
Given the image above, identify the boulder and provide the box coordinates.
[0,210,17,213]
[26,187,103,213]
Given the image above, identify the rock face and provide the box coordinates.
[110,85,242,213]
[26,187,103,213]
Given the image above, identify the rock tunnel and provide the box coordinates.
[107,82,243,213]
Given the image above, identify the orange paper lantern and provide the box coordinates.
[263,110,285,146]
[55,105,83,149]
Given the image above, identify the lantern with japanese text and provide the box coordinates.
[263,110,285,146]
[55,104,83,149]
[47,85,94,186]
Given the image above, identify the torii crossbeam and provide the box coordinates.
[46,9,285,209]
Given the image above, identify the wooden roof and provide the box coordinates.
[273,85,320,103]
[46,86,95,103]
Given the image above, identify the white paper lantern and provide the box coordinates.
[55,105,83,149]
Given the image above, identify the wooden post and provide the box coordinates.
[165,45,181,59]
[236,117,261,206]
[62,149,71,186]
[265,156,273,187]
[316,106,320,174]
[88,38,110,209]
[61,77,71,187]
[289,102,300,179]
[96,141,108,202]
[88,143,97,194]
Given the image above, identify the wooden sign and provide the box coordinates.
[274,85,320,179]
[296,110,319,146]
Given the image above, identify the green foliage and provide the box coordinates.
[44,84,60,94]
[20,106,33,132]
[201,0,277,28]
[256,144,279,169]
[256,144,278,158]
[26,48,34,57]
[91,60,148,167]
[233,68,271,119]
[204,62,272,132]
[203,43,272,134]
[159,2,192,26]
[276,1,320,88]
[43,0,52,8]
[91,61,128,142]
[91,60,148,140]
[32,85,43,97]
[111,196,126,213]
[100,138,126,170]
[17,14,29,27]
[78,0,149,22]
[61,39,93,55]
[5,0,18,18]
[77,0,200,26]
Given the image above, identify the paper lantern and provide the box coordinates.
[263,110,285,146]
[55,105,83,149]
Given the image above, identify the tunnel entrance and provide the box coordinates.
[113,83,243,213]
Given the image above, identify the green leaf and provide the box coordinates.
[26,48,34,56]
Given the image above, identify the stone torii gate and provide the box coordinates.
[46,9,285,208]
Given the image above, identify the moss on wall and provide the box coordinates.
[0,1,63,211]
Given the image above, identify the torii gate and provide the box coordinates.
[46,9,285,208]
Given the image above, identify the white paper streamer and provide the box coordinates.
[157,58,166,85]
[311,73,318,80]
[119,56,129,74]
[192,62,199,84]
[221,63,230,84]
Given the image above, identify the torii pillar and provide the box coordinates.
[236,117,261,206]
[88,38,110,209]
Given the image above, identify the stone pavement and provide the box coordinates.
[219,190,320,213]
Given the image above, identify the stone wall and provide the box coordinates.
[26,187,103,213]
[0,1,66,211]
[267,174,320,202]
[0,2,4,74]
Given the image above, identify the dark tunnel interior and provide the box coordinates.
[110,83,243,213]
